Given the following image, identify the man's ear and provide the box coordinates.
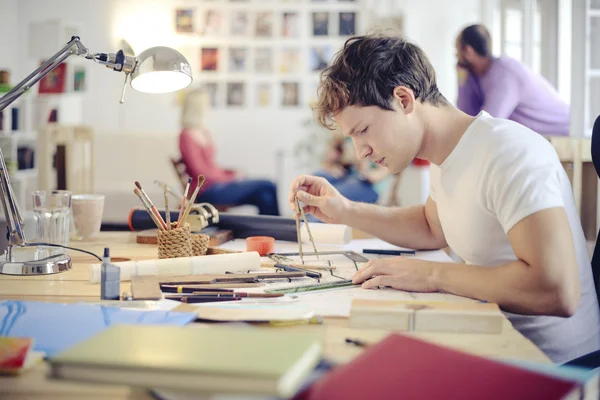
[392,86,415,114]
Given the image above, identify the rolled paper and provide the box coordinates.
[89,251,261,283]
[127,209,352,245]
[301,223,352,245]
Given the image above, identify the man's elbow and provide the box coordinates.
[548,282,580,318]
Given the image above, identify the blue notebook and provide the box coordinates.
[0,300,197,357]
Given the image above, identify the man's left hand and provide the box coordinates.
[352,257,438,292]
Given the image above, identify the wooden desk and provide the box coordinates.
[0,232,550,399]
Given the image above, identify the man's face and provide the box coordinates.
[455,37,472,70]
[334,101,422,175]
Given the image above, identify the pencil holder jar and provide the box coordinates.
[157,222,192,259]
[191,233,210,256]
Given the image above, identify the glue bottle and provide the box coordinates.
[100,247,120,300]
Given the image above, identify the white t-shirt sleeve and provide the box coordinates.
[484,145,566,234]
[428,164,439,202]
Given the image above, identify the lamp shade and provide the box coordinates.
[130,46,192,93]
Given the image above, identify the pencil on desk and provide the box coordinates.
[166,295,243,304]
[191,291,284,298]
[161,285,235,294]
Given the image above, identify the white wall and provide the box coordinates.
[380,0,481,106]
[0,0,19,80]
[1,0,482,216]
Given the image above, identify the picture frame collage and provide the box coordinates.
[174,0,362,109]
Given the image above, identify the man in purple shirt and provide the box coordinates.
[456,24,570,136]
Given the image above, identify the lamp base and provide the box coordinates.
[0,245,72,275]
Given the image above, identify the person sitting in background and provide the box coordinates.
[314,135,392,205]
[178,88,280,216]
[456,24,570,136]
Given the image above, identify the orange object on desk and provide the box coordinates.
[246,236,275,255]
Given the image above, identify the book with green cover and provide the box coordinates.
[48,324,324,398]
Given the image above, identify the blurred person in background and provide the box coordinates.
[179,88,280,215]
[456,24,570,136]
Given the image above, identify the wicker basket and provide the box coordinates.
[157,222,192,259]
[191,233,210,256]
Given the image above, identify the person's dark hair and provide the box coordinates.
[459,24,492,57]
[314,33,448,129]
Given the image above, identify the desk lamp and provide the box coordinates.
[0,36,192,275]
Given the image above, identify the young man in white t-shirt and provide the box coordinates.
[290,34,600,363]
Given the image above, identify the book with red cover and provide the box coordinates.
[295,334,580,400]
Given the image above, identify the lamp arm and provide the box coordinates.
[0,36,135,112]
[0,151,25,247]
[0,37,84,111]
[0,36,135,248]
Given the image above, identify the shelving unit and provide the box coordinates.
[0,19,87,215]
[0,93,39,212]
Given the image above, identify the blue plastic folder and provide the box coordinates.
[0,300,197,357]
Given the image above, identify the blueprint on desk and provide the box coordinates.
[0,300,197,357]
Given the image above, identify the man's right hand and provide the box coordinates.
[289,175,350,224]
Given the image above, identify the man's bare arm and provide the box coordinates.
[431,207,580,316]
[343,196,447,250]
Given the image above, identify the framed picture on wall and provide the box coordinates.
[256,82,271,107]
[202,10,223,35]
[229,47,248,72]
[73,66,86,92]
[202,82,221,107]
[310,46,333,71]
[256,11,274,37]
[227,82,245,106]
[312,12,329,36]
[279,48,301,73]
[175,8,195,33]
[201,48,219,71]
[281,82,300,106]
[282,12,299,37]
[255,48,273,73]
[39,62,66,94]
[339,12,356,35]
[230,11,250,36]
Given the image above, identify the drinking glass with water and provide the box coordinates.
[32,191,72,250]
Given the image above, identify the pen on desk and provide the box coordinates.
[175,293,240,299]
[160,285,235,294]
[192,291,284,298]
[345,338,368,348]
[177,296,243,304]
[362,249,416,256]
[275,263,322,279]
